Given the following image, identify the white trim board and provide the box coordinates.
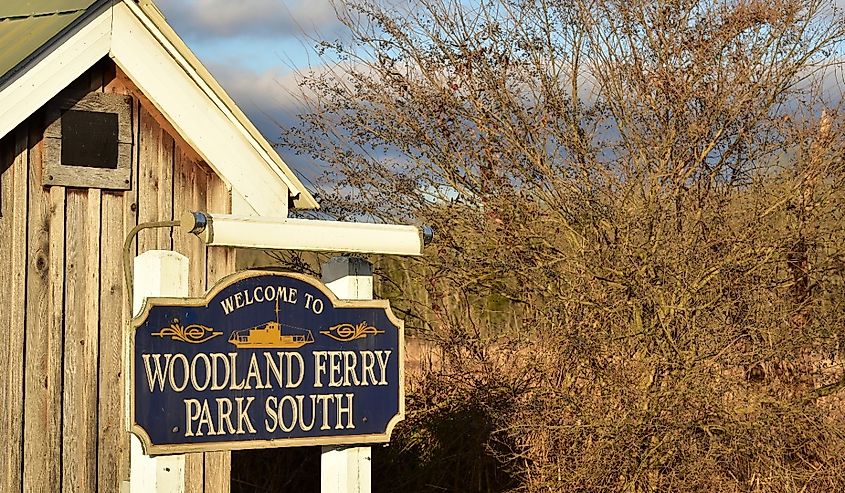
[110,2,289,217]
[0,6,112,141]
[124,0,308,208]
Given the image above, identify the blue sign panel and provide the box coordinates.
[130,271,404,455]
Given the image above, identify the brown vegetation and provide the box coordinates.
[276,0,845,491]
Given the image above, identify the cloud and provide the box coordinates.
[155,0,342,40]
[204,60,329,184]
[206,62,301,133]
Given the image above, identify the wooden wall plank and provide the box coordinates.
[137,106,174,252]
[156,127,178,250]
[86,189,103,490]
[156,127,174,247]
[62,189,100,493]
[0,128,28,493]
[189,163,208,296]
[98,60,135,492]
[204,173,233,493]
[85,72,106,493]
[191,165,210,493]
[8,130,28,493]
[171,149,208,285]
[110,64,139,261]
[97,191,126,493]
[171,149,207,493]
[205,173,234,285]
[124,96,140,272]
[47,187,66,490]
[22,122,63,492]
[0,136,14,493]
[120,95,141,491]
[137,106,157,252]
[0,136,10,489]
[171,148,192,260]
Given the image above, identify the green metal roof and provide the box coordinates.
[0,0,99,83]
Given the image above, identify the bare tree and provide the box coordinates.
[284,0,845,491]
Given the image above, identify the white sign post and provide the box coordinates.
[320,256,374,493]
[127,250,189,493]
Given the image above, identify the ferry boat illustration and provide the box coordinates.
[228,320,314,349]
[227,297,314,349]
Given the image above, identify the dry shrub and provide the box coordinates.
[283,0,845,491]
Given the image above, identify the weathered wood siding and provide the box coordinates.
[0,60,234,492]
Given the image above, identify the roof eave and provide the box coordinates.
[0,1,113,141]
[131,0,319,210]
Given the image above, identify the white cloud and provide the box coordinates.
[156,0,341,39]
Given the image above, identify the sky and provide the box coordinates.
[153,0,845,188]
[155,0,346,185]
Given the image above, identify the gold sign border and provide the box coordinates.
[128,269,405,456]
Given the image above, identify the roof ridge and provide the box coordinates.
[0,9,87,22]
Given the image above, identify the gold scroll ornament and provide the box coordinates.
[152,323,223,344]
[320,321,384,342]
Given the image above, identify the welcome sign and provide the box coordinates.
[130,271,404,455]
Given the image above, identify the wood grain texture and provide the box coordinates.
[47,187,67,491]
[97,191,127,492]
[204,172,234,493]
[42,137,132,190]
[110,68,204,165]
[0,136,13,493]
[100,74,132,491]
[136,105,158,252]
[42,85,133,191]
[8,60,251,493]
[188,161,208,297]
[172,149,210,282]
[22,123,63,492]
[1,129,29,493]
[124,96,140,268]
[5,60,254,493]
[44,93,132,142]
[62,189,100,493]
[117,92,142,491]
[155,125,175,249]
[172,150,208,493]
[205,172,234,286]
[84,189,103,492]
[171,147,193,259]
[137,106,174,252]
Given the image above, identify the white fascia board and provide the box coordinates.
[110,2,289,217]
[0,7,111,140]
[232,189,260,216]
[127,0,303,199]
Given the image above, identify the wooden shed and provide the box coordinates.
[0,1,317,491]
